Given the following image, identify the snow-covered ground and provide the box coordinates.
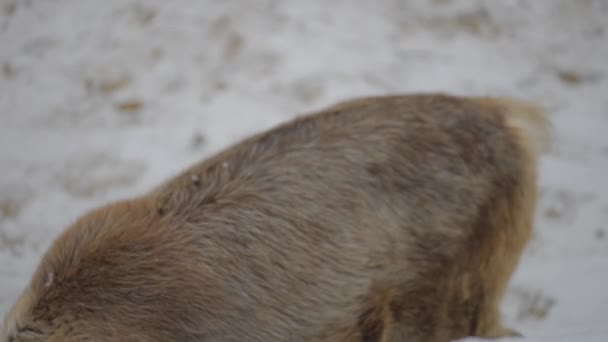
[1,0,607,340]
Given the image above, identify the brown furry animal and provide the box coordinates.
[1,93,550,342]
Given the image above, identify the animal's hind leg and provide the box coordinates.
[473,185,536,339]
[466,95,547,339]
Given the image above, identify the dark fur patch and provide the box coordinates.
[357,306,384,342]
[389,299,403,322]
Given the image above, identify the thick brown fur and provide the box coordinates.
[1,93,550,341]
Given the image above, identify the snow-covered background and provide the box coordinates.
[1,0,607,340]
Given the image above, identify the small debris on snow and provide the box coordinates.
[116,99,143,113]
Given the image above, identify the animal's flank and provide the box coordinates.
[1,93,544,342]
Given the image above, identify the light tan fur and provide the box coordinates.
[1,93,549,342]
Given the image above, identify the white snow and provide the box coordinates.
[1,0,607,340]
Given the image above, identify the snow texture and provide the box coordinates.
[1,0,607,340]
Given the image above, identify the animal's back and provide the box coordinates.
[149,94,539,341]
